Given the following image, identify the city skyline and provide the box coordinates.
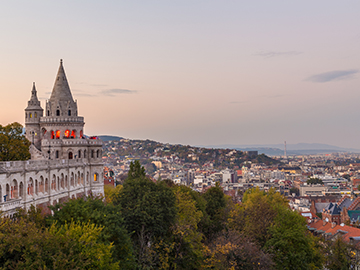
[1,1,360,148]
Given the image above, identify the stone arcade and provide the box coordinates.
[0,60,104,216]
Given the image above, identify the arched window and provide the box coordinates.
[68,110,71,116]
[56,109,60,116]
[56,130,61,139]
[71,130,76,138]
[64,130,70,138]
[96,150,100,158]
[51,131,55,139]
[78,150,81,158]
[94,173,98,182]
[55,150,59,159]
[68,152,73,159]
[80,130,83,138]
[19,182,23,198]
[47,110,50,116]
[30,113,32,118]
[91,150,94,158]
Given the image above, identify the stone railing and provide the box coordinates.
[0,198,22,212]
[40,116,84,123]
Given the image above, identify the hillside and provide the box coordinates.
[101,136,281,172]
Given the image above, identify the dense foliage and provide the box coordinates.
[0,161,356,269]
[0,122,30,161]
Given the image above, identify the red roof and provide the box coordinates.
[308,219,360,242]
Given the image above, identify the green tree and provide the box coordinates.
[0,217,119,270]
[127,160,146,180]
[115,176,177,267]
[0,122,30,161]
[201,182,227,242]
[48,196,135,269]
[307,177,323,185]
[156,186,204,269]
[324,237,360,270]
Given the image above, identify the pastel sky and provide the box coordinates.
[1,1,360,148]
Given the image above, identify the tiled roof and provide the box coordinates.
[308,219,360,242]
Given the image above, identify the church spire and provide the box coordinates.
[49,59,75,104]
[46,59,78,117]
[26,82,42,109]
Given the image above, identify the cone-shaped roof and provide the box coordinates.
[49,59,75,104]
[26,82,43,111]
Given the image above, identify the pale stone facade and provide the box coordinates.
[0,60,104,217]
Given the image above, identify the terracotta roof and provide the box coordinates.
[308,219,360,242]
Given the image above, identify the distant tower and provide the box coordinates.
[25,82,44,149]
[284,141,287,158]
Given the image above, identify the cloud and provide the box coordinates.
[101,88,137,96]
[254,51,303,58]
[306,69,359,83]
[72,89,96,97]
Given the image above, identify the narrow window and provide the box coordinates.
[29,113,32,118]
[68,152,73,159]
[64,130,70,138]
[51,131,55,139]
[56,130,61,139]
[94,174,97,181]
[68,110,71,116]
[78,150,81,158]
[47,110,50,116]
[71,130,76,138]
[35,112,37,118]
[91,150,94,158]
[56,110,60,116]
[56,151,59,159]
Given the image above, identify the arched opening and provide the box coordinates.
[45,178,49,193]
[5,184,10,201]
[94,173,98,182]
[30,113,32,118]
[68,110,71,116]
[51,175,56,190]
[71,130,76,138]
[80,130,83,138]
[65,175,68,189]
[71,172,74,187]
[56,130,61,139]
[61,174,64,189]
[56,150,59,159]
[12,179,18,199]
[78,150,81,158]
[81,173,84,185]
[96,150,100,158]
[35,179,38,195]
[57,177,60,191]
[47,110,50,116]
[64,129,70,138]
[56,109,60,116]
[19,182,23,198]
[40,176,44,193]
[91,150,94,158]
[51,131,55,139]
[68,152,73,159]
[78,171,81,185]
[28,178,34,196]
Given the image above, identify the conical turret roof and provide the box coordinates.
[49,59,75,104]
[26,82,43,111]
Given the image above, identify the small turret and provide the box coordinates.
[25,82,43,149]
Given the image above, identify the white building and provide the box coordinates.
[0,60,104,217]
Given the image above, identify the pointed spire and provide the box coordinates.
[49,59,75,104]
[46,60,78,117]
[26,82,42,110]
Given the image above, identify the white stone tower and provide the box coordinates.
[25,82,44,150]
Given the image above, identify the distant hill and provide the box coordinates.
[201,143,360,156]
[98,135,123,142]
